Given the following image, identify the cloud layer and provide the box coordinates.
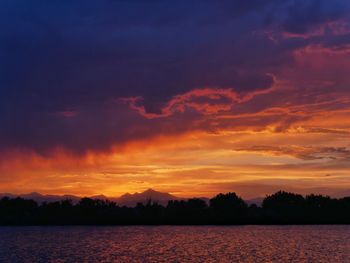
[1,1,350,196]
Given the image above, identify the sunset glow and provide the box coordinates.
[1,1,350,199]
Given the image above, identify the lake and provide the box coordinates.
[0,226,349,262]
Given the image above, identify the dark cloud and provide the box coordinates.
[1,0,350,154]
[264,0,350,34]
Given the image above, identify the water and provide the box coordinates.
[0,226,349,263]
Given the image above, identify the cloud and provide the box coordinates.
[235,145,350,161]
[123,84,275,118]
[266,0,350,34]
[0,0,349,156]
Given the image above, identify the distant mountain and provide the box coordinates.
[245,197,264,207]
[116,189,182,206]
[0,192,82,204]
[0,190,266,207]
[0,189,183,206]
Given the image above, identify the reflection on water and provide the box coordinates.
[0,226,349,263]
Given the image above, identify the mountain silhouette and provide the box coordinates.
[116,189,182,206]
[0,189,182,207]
[0,192,81,204]
[0,190,261,207]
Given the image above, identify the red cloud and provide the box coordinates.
[123,85,276,119]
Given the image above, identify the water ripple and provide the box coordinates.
[0,226,349,262]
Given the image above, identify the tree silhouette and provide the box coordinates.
[209,193,248,223]
[263,191,304,210]
[210,192,247,211]
[0,191,349,225]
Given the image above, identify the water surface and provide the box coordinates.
[0,226,349,262]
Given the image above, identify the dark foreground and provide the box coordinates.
[1,191,350,225]
[0,226,349,262]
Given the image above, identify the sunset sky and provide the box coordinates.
[1,1,350,199]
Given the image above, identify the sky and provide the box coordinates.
[1,0,350,198]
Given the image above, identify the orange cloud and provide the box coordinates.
[1,118,349,198]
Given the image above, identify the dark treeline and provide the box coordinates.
[0,191,349,225]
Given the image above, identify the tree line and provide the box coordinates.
[0,191,349,225]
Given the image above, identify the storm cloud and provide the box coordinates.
[1,0,350,154]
